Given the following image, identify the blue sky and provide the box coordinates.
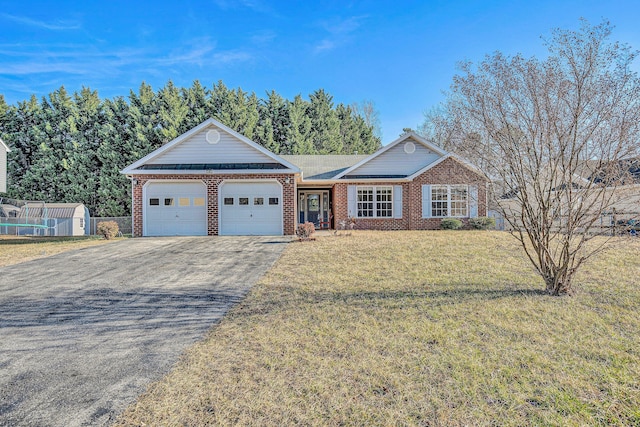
[1,0,639,142]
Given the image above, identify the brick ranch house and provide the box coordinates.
[121,118,488,236]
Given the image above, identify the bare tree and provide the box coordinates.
[426,20,640,295]
[351,99,382,139]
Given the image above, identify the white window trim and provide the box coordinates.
[430,185,469,218]
[355,185,394,218]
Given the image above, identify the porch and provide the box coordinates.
[297,188,333,230]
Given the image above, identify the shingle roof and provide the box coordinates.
[281,155,369,180]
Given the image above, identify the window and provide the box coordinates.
[269,197,279,205]
[254,197,264,205]
[376,187,393,217]
[239,197,249,205]
[149,198,160,206]
[431,185,468,217]
[357,187,374,217]
[223,197,234,205]
[179,198,190,207]
[357,186,393,218]
[450,187,468,217]
[193,197,205,206]
[164,198,174,206]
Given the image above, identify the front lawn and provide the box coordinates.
[0,235,115,267]
[116,231,640,426]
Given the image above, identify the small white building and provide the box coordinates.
[12,203,90,236]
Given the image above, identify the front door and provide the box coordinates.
[300,191,330,228]
[306,194,321,226]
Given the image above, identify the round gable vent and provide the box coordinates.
[404,141,416,154]
[206,129,221,144]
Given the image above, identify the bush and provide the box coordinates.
[469,216,496,230]
[97,221,119,240]
[296,222,316,241]
[440,218,463,230]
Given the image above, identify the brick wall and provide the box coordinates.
[333,157,488,231]
[131,173,296,237]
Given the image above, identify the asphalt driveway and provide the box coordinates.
[0,236,290,427]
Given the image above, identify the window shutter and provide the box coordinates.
[347,186,357,218]
[422,185,431,218]
[469,185,479,218]
[393,185,403,218]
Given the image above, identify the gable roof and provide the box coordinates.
[406,153,488,181]
[281,155,368,180]
[17,203,85,219]
[121,118,300,175]
[334,131,448,179]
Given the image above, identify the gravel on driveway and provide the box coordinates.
[0,236,289,427]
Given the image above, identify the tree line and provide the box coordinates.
[0,80,382,216]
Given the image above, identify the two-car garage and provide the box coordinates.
[143,180,283,236]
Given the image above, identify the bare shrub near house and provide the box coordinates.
[97,221,119,240]
[296,222,316,241]
[422,20,640,295]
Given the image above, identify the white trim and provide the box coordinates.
[0,138,10,152]
[121,118,301,174]
[334,132,448,179]
[406,154,487,181]
[425,184,470,218]
[218,179,284,236]
[142,179,208,237]
[125,169,298,176]
[353,185,395,219]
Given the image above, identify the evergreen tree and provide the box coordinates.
[183,80,209,130]
[96,97,132,216]
[1,80,381,216]
[288,95,314,154]
[258,90,291,154]
[157,80,189,141]
[3,95,44,198]
[308,89,341,154]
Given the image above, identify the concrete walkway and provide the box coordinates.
[0,236,289,427]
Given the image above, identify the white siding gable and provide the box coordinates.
[345,137,441,177]
[151,125,275,164]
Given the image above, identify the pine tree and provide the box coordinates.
[183,80,210,129]
[96,97,132,216]
[2,81,382,215]
[288,95,314,154]
[308,89,341,154]
[258,90,291,154]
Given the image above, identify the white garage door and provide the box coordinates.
[219,181,283,236]
[144,182,207,236]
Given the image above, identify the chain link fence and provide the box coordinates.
[89,217,132,236]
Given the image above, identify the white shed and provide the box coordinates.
[15,203,90,236]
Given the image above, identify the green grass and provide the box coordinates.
[115,231,640,426]
[0,235,115,267]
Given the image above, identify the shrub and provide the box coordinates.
[469,216,496,230]
[97,221,119,240]
[440,218,463,230]
[296,222,316,241]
